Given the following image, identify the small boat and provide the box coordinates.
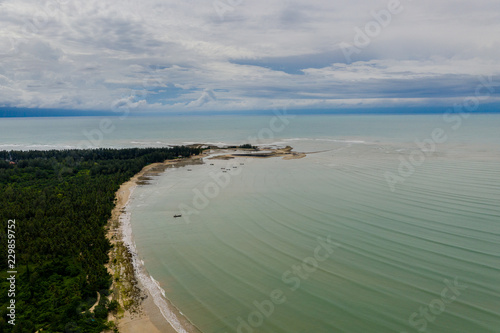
[210,163,214,165]
[174,214,182,218]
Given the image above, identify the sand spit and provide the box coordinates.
[209,145,306,160]
[104,145,301,332]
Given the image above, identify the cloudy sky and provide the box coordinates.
[1,0,499,113]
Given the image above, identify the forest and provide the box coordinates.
[0,147,202,332]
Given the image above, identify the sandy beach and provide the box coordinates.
[209,146,307,160]
[106,158,204,333]
[105,147,298,333]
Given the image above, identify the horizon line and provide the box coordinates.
[1,105,500,118]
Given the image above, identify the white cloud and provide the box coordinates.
[0,0,499,112]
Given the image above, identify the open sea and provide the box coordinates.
[2,114,499,332]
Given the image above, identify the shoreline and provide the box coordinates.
[106,157,204,333]
[209,145,306,160]
[105,146,299,333]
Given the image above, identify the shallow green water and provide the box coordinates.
[129,138,500,333]
[2,114,499,332]
[2,113,500,150]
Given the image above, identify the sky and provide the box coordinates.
[0,0,500,114]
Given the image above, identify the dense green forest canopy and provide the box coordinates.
[0,147,201,332]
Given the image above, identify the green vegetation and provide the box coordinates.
[0,147,201,332]
[226,144,257,149]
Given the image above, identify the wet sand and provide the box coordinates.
[105,147,299,332]
[209,146,307,160]
[106,157,204,333]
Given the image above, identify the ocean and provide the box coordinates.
[2,113,499,332]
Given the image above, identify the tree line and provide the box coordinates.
[0,147,201,332]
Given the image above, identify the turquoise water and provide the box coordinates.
[1,114,500,150]
[2,114,499,332]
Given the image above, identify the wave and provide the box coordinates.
[129,141,173,146]
[283,137,369,144]
[120,186,190,333]
[0,143,78,150]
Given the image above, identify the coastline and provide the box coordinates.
[209,145,306,160]
[105,146,298,333]
[106,157,203,333]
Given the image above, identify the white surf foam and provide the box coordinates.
[120,186,189,333]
